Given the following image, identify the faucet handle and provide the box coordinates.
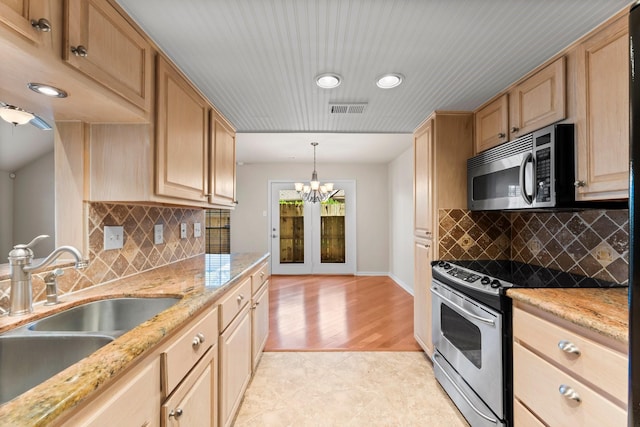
[44,268,64,282]
[14,235,49,250]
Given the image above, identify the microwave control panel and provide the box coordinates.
[535,146,552,202]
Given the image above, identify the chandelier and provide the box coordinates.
[294,142,334,203]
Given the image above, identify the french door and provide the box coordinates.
[270,181,355,274]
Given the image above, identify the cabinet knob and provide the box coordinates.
[498,132,506,139]
[71,45,88,57]
[169,408,184,418]
[252,301,260,310]
[558,340,581,355]
[237,294,245,303]
[574,180,586,188]
[510,127,519,134]
[558,384,581,403]
[192,332,205,349]
[31,18,51,32]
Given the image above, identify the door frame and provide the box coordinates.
[269,179,356,275]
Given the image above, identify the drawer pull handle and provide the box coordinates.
[192,333,205,349]
[559,384,581,403]
[237,294,245,303]
[169,408,183,418]
[558,340,581,355]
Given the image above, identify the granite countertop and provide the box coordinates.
[507,287,629,344]
[0,252,269,427]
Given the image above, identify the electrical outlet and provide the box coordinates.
[104,226,124,250]
[180,223,187,239]
[194,222,202,238]
[154,224,164,245]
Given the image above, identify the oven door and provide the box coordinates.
[431,279,504,420]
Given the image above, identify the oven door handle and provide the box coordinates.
[433,353,499,425]
[431,287,496,326]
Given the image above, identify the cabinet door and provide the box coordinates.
[219,305,252,427]
[509,56,566,138]
[162,347,217,427]
[0,0,53,46]
[414,238,433,356]
[575,16,629,200]
[251,281,269,371]
[61,358,161,427]
[65,0,153,112]
[414,119,433,238]
[156,55,210,202]
[474,94,509,152]
[209,113,236,206]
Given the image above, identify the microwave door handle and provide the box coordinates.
[519,153,534,205]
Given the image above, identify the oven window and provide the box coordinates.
[441,305,482,368]
[472,167,519,200]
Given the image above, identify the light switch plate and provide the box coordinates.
[104,226,124,250]
[180,223,187,239]
[194,222,202,238]
[154,224,164,245]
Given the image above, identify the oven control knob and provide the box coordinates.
[442,262,452,270]
[480,276,491,285]
[490,279,501,289]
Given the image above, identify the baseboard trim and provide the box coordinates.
[388,273,413,296]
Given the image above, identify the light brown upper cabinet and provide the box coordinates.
[414,119,433,238]
[210,111,237,207]
[474,94,509,153]
[508,57,566,138]
[475,57,566,153]
[0,0,58,48]
[65,0,153,113]
[156,55,210,203]
[575,15,629,201]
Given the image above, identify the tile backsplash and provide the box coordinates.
[0,202,205,310]
[439,208,629,284]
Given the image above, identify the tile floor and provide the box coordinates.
[234,351,469,426]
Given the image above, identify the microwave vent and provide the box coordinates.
[467,133,533,169]
[329,103,367,114]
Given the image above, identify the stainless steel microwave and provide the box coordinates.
[467,124,575,211]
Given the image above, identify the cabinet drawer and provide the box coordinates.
[250,262,269,295]
[513,307,627,403]
[161,307,218,395]
[514,399,545,427]
[513,342,626,427]
[219,276,251,332]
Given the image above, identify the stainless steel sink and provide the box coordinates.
[0,334,114,404]
[0,296,181,404]
[28,297,180,334]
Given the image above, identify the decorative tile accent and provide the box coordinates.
[438,210,511,260]
[0,202,205,311]
[438,208,629,284]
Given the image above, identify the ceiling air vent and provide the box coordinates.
[329,103,367,114]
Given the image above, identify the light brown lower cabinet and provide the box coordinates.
[251,280,270,370]
[512,303,627,427]
[218,304,252,427]
[162,346,217,427]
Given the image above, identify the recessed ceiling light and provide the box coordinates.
[376,73,404,89]
[27,82,68,98]
[315,73,341,89]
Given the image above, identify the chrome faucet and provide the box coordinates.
[7,235,87,316]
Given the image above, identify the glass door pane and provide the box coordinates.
[279,190,304,264]
[320,190,345,264]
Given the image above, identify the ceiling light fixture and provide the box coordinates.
[294,142,335,203]
[0,105,34,126]
[27,82,68,98]
[315,73,341,89]
[376,73,404,89]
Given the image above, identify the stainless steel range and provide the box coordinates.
[430,259,624,427]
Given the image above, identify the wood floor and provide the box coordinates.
[265,275,421,351]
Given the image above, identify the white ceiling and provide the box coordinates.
[116,0,632,163]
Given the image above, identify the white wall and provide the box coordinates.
[231,162,389,274]
[13,151,55,258]
[0,170,13,257]
[387,147,414,294]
